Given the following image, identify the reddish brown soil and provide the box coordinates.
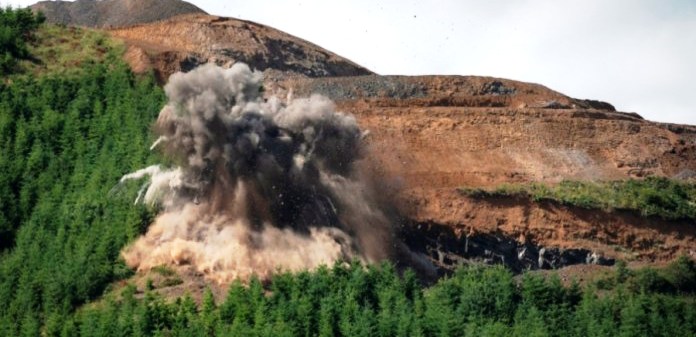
[110,14,371,82]
[351,105,696,188]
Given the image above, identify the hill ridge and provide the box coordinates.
[30,0,206,28]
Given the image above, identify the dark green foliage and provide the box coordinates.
[0,7,44,74]
[151,265,176,277]
[663,256,696,294]
[459,177,696,221]
[0,49,164,333]
[597,256,696,295]
[57,261,696,337]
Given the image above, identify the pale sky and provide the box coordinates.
[4,0,695,125]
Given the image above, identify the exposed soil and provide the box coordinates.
[351,105,696,187]
[398,189,696,261]
[303,76,696,267]
[528,264,615,287]
[110,14,372,82]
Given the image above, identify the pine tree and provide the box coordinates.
[618,295,648,337]
[317,296,336,337]
[512,305,549,337]
[201,288,218,336]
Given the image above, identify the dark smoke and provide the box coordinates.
[120,63,392,282]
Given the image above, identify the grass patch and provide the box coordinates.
[160,277,184,288]
[15,23,125,77]
[151,265,176,277]
[459,177,696,221]
[150,265,183,287]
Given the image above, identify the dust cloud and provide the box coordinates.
[119,63,392,283]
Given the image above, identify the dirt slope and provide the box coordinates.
[109,14,372,82]
[277,75,696,185]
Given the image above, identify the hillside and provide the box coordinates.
[19,0,696,274]
[22,2,696,269]
[30,0,206,28]
[1,5,696,337]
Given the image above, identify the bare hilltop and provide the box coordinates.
[30,0,206,28]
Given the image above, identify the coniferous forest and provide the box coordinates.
[0,8,695,337]
[1,7,163,335]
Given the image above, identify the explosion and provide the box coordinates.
[119,63,392,283]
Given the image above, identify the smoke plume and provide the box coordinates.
[119,63,392,283]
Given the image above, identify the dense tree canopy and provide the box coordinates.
[0,9,165,333]
[60,261,696,337]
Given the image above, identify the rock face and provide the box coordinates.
[110,14,372,82]
[401,221,615,275]
[399,190,695,266]
[30,0,206,28]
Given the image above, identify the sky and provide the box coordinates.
[3,0,695,125]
